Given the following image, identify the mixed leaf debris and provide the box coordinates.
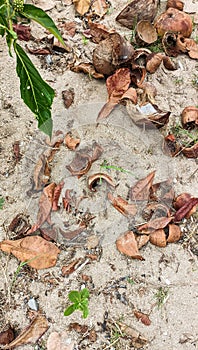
[0,0,198,348]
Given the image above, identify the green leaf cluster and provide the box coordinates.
[64,288,90,319]
[0,197,4,209]
[0,1,66,137]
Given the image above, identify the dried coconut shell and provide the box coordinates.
[167,224,182,243]
[181,106,198,128]
[146,52,164,73]
[116,230,144,260]
[184,38,198,59]
[154,8,193,38]
[132,48,151,69]
[166,0,184,11]
[116,0,158,29]
[136,20,158,45]
[149,229,167,247]
[182,142,198,158]
[163,56,178,70]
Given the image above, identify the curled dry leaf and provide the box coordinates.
[13,24,31,41]
[59,22,76,37]
[134,103,171,128]
[135,234,149,249]
[4,314,48,349]
[116,0,158,29]
[146,53,164,73]
[52,181,64,211]
[181,106,198,128]
[184,38,198,59]
[47,331,75,350]
[166,0,184,11]
[167,224,182,243]
[73,0,90,15]
[62,89,75,109]
[88,22,115,44]
[64,132,80,150]
[138,216,173,234]
[142,203,170,221]
[134,310,151,326]
[115,321,148,348]
[71,63,104,79]
[149,228,167,247]
[0,236,60,269]
[33,154,49,191]
[26,46,51,55]
[130,171,155,201]
[108,193,137,217]
[59,226,86,240]
[174,197,198,222]
[93,33,134,76]
[97,68,131,120]
[136,20,158,45]
[91,0,109,17]
[40,227,58,241]
[116,231,144,260]
[137,82,157,105]
[173,193,192,210]
[0,325,14,345]
[121,87,138,105]
[182,142,198,158]
[163,134,181,157]
[61,258,81,276]
[88,173,115,191]
[154,8,193,38]
[150,179,175,205]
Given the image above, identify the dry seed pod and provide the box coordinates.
[116,0,158,29]
[181,106,198,129]
[149,229,167,247]
[132,48,151,69]
[162,32,187,56]
[167,224,182,243]
[136,20,158,45]
[146,52,164,73]
[163,56,177,70]
[173,193,192,210]
[154,8,193,38]
[182,142,198,158]
[166,0,184,11]
[93,33,134,75]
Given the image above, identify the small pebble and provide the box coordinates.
[28,297,39,311]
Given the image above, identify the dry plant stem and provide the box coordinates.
[1,254,12,304]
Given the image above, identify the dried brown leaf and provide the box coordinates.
[163,134,181,157]
[4,314,48,349]
[184,38,198,59]
[88,173,115,191]
[182,142,198,158]
[71,62,104,79]
[138,216,173,234]
[47,331,75,350]
[0,236,60,269]
[116,231,144,260]
[62,89,75,109]
[26,46,51,55]
[116,0,158,29]
[108,193,137,217]
[97,68,131,120]
[66,152,91,177]
[13,24,31,41]
[121,87,138,104]
[59,226,86,239]
[135,234,150,249]
[64,132,80,150]
[134,310,151,326]
[52,181,64,211]
[0,325,14,345]
[61,258,81,276]
[73,0,90,15]
[91,0,109,17]
[33,154,48,191]
[173,193,192,210]
[116,321,148,347]
[130,171,155,201]
[88,22,115,43]
[149,229,167,247]
[59,22,76,37]
[174,198,198,222]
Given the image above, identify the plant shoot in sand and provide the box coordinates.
[64,288,90,319]
[0,0,65,137]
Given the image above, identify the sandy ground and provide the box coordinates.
[0,0,198,349]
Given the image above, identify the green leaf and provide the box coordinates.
[68,291,80,303]
[64,304,76,316]
[0,197,4,209]
[21,4,66,47]
[80,288,89,299]
[82,307,89,319]
[14,42,54,137]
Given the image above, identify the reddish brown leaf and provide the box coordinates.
[59,226,86,239]
[88,22,115,43]
[174,198,198,222]
[62,89,75,109]
[91,0,109,17]
[130,171,155,201]
[0,236,60,269]
[4,314,48,348]
[62,189,72,211]
[13,141,21,163]
[52,181,64,211]
[167,224,182,243]
[71,63,104,79]
[64,132,80,150]
[47,331,75,350]
[0,325,14,345]
[88,173,115,191]
[173,193,192,210]
[134,310,151,326]
[13,24,31,41]
[69,323,88,334]
[138,217,173,234]
[61,258,81,276]
[26,46,51,55]
[73,0,90,15]
[135,234,149,249]
[182,142,198,158]
[40,227,58,241]
[108,193,137,217]
[149,179,175,205]
[163,134,181,157]
[97,68,131,120]
[116,231,144,260]
[59,21,76,37]
[121,87,138,105]
[149,229,167,247]
[142,203,170,221]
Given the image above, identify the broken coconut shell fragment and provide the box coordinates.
[134,103,171,128]
[116,230,145,260]
[166,0,184,11]
[116,0,158,29]
[146,53,164,73]
[88,173,115,191]
[136,20,158,45]
[154,8,193,38]
[163,134,181,157]
[181,106,198,128]
[149,228,167,247]
[167,224,182,243]
[93,33,134,76]
[182,142,198,158]
[173,193,192,210]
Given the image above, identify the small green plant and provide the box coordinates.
[192,74,198,89]
[0,196,4,209]
[0,0,65,137]
[174,77,184,85]
[10,258,36,290]
[81,34,88,45]
[147,39,163,53]
[64,288,90,319]
[100,159,135,175]
[154,287,169,308]
[171,123,198,146]
[126,277,135,285]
